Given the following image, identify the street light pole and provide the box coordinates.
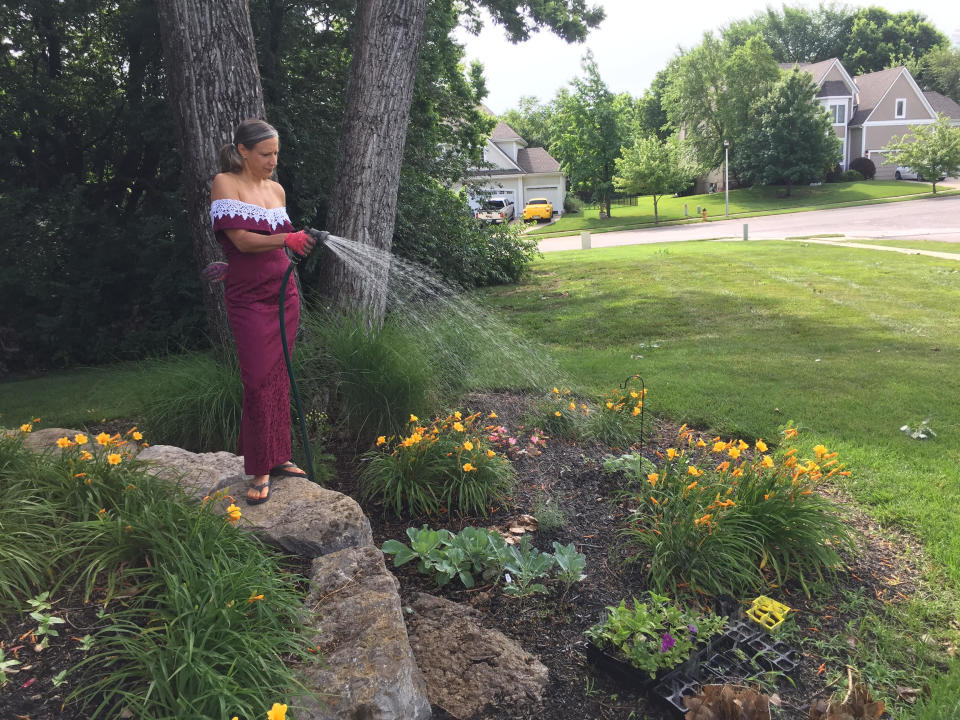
[724,140,729,218]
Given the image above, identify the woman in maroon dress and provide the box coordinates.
[208,119,316,504]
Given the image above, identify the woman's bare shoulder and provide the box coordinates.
[269,179,286,205]
[211,173,241,201]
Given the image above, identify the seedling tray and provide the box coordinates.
[584,640,660,688]
[652,671,701,717]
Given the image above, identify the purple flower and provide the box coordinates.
[660,632,675,653]
[689,623,698,636]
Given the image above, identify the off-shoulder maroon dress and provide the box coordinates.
[210,199,298,476]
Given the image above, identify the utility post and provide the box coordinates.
[724,139,730,219]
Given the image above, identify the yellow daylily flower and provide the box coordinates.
[409,414,419,423]
[761,455,774,468]
[376,436,386,446]
[712,441,726,453]
[462,463,476,472]
[727,447,741,459]
[226,504,242,524]
[647,473,659,486]
[813,444,829,459]
[487,449,496,458]
[107,453,122,465]
[56,436,72,448]
[666,448,677,460]
[20,423,33,433]
[488,412,498,419]
[132,431,143,441]
[74,433,88,445]
[248,592,264,603]
[96,432,111,446]
[452,422,465,432]
[463,440,474,451]
[266,704,288,720]
[755,439,768,452]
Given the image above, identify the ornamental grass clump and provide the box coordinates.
[359,411,514,517]
[611,424,856,597]
[524,386,591,438]
[585,593,725,678]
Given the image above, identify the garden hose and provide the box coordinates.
[278,232,328,484]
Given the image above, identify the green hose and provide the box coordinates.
[278,259,313,483]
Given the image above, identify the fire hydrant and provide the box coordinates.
[701,208,708,221]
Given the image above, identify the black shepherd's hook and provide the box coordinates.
[619,374,645,452]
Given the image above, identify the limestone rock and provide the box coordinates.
[139,444,246,499]
[221,475,373,557]
[405,592,548,719]
[22,428,84,452]
[297,546,431,720]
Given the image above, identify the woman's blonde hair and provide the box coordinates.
[218,118,279,173]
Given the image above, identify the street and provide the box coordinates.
[538,189,960,253]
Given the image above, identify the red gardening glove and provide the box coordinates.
[202,261,228,284]
[284,230,315,257]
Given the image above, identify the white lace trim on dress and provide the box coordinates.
[210,198,291,230]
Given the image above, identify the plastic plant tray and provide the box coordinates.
[702,650,753,681]
[744,636,802,673]
[716,618,763,648]
[746,595,790,632]
[584,640,660,688]
[652,672,701,717]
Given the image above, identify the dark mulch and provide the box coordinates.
[1,392,929,719]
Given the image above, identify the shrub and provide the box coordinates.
[563,195,583,214]
[840,169,864,182]
[849,156,876,180]
[611,425,857,597]
[359,411,514,517]
[825,163,843,182]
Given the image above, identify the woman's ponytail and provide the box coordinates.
[218,143,244,173]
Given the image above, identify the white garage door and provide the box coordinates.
[525,185,562,214]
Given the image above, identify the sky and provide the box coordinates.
[457,0,960,115]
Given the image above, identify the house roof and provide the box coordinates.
[779,58,838,85]
[490,121,525,143]
[849,66,904,125]
[516,147,561,174]
[818,80,849,98]
[923,91,960,120]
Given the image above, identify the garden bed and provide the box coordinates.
[1,392,933,719]
[359,391,929,720]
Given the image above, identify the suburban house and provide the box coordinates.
[461,121,566,215]
[783,57,960,178]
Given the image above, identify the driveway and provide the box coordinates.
[538,189,960,253]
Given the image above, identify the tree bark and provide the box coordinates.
[154,0,267,356]
[321,0,428,322]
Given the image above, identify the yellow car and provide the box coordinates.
[523,197,553,221]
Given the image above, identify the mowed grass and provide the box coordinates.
[481,240,960,583]
[531,180,947,237]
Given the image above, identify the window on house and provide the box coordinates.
[830,104,845,124]
[895,99,906,118]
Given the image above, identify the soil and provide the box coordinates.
[1,392,932,719]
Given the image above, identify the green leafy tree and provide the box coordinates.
[885,115,960,195]
[613,135,700,225]
[723,4,853,64]
[736,70,842,197]
[634,65,675,140]
[500,95,557,150]
[843,8,948,75]
[664,33,779,175]
[910,46,960,102]
[550,52,625,217]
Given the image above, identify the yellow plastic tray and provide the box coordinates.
[746,595,790,631]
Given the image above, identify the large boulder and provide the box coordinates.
[405,593,549,719]
[138,444,245,499]
[220,475,373,557]
[21,428,84,452]
[298,546,431,720]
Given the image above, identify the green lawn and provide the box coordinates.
[531,180,950,238]
[481,240,960,584]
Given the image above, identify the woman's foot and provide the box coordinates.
[246,475,272,505]
[270,461,308,478]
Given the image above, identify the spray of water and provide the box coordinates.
[313,233,563,398]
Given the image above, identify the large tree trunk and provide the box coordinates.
[321,0,428,322]
[155,0,266,356]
